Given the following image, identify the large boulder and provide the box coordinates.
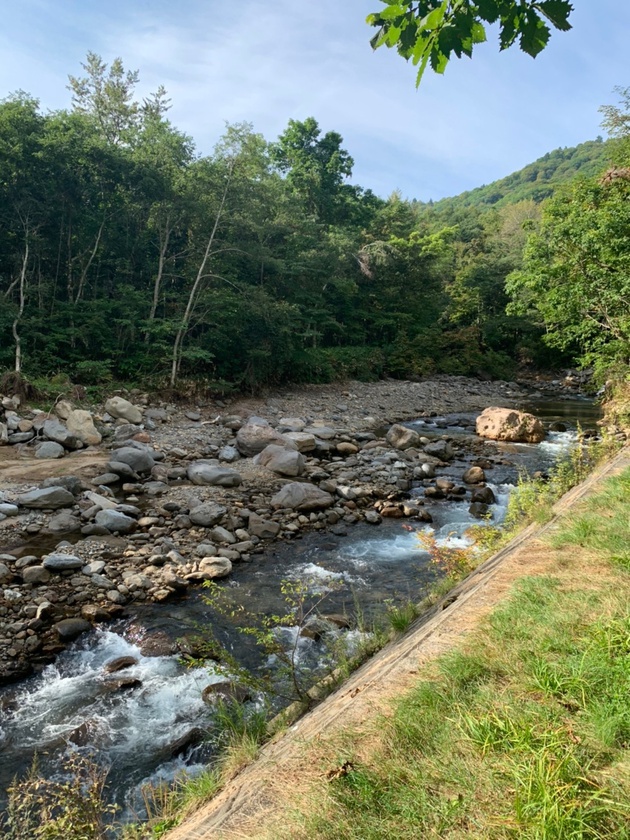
[197,557,232,580]
[109,446,155,474]
[271,483,334,511]
[471,486,497,505]
[35,441,65,459]
[386,424,421,450]
[54,400,73,421]
[95,510,137,534]
[65,409,102,446]
[247,513,281,539]
[187,462,242,487]
[43,553,84,571]
[283,432,317,452]
[42,419,82,450]
[236,417,294,457]
[48,512,81,533]
[423,440,454,461]
[254,444,306,477]
[41,475,83,496]
[55,618,91,641]
[463,466,486,484]
[189,502,227,528]
[22,565,51,585]
[0,423,8,445]
[105,397,143,425]
[476,408,544,443]
[18,487,75,509]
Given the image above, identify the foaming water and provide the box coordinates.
[0,629,224,810]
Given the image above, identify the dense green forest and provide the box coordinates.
[0,56,627,393]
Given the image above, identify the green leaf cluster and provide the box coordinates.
[367,0,573,85]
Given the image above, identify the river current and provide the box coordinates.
[0,395,601,825]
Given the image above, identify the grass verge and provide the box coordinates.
[265,465,630,839]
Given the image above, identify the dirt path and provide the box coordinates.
[165,447,630,840]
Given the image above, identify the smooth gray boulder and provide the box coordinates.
[18,487,75,509]
[0,562,11,584]
[304,425,336,440]
[35,441,65,459]
[254,444,306,477]
[42,418,82,450]
[187,462,242,487]
[105,396,143,425]
[8,431,35,443]
[55,618,92,641]
[95,510,137,534]
[218,445,240,463]
[247,513,281,539]
[270,483,334,511]
[236,418,295,457]
[43,553,84,571]
[386,424,421,450]
[424,440,454,461]
[48,512,81,533]
[41,476,83,496]
[109,446,155,474]
[107,460,138,480]
[189,503,227,528]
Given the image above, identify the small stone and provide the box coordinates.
[104,656,138,673]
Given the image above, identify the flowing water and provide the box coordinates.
[0,396,601,826]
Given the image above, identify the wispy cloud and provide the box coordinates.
[0,0,628,200]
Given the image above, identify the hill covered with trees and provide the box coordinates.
[418,138,613,213]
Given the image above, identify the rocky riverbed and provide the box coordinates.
[0,373,605,685]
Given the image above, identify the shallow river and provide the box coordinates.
[0,395,600,824]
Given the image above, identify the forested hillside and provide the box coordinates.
[418,138,613,212]
[0,55,625,394]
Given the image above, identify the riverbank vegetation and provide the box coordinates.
[1,55,628,398]
[262,466,630,840]
[113,440,617,839]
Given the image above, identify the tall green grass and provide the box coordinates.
[273,468,630,840]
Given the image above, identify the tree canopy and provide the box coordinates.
[367,1,574,85]
[3,52,624,394]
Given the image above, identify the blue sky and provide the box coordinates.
[0,1,628,201]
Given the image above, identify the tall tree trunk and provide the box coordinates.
[12,238,29,374]
[170,163,234,387]
[75,217,105,304]
[147,213,172,328]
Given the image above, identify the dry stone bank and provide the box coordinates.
[0,373,605,683]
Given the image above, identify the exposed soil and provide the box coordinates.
[164,446,630,840]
